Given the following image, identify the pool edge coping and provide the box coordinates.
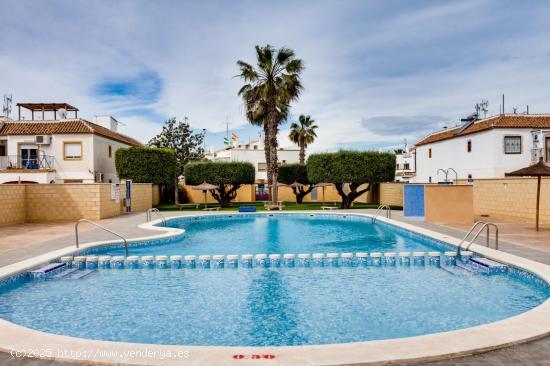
[0,211,548,366]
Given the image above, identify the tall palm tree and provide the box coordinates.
[237,45,304,204]
[289,115,318,164]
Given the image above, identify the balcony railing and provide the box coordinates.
[0,155,54,170]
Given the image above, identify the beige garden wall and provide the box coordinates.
[0,185,26,225]
[0,183,154,225]
[470,178,550,226]
[379,183,404,206]
[26,184,103,222]
[152,185,160,206]
[183,183,374,204]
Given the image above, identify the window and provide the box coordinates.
[258,162,267,172]
[63,142,82,160]
[504,136,522,154]
[404,163,410,170]
[467,140,472,152]
[428,148,432,158]
[396,163,400,169]
[108,145,112,158]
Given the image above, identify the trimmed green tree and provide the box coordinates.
[115,147,178,203]
[278,163,313,203]
[307,151,396,209]
[115,147,177,185]
[184,161,255,208]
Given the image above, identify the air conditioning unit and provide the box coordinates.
[35,135,51,145]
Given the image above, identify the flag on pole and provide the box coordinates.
[223,137,229,145]
[231,132,238,142]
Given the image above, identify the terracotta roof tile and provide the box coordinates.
[415,114,550,146]
[0,119,143,146]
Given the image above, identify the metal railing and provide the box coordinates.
[372,204,391,224]
[436,168,458,184]
[75,219,129,256]
[146,208,166,226]
[456,221,499,256]
[0,155,54,170]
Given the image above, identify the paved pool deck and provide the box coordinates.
[0,210,549,365]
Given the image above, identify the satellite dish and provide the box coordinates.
[58,108,67,119]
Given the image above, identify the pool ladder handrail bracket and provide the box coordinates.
[372,204,391,224]
[146,208,166,226]
[75,219,129,256]
[456,221,499,256]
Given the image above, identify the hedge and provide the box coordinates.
[115,147,177,186]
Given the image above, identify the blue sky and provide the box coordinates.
[2,0,550,152]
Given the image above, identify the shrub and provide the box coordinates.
[184,161,255,207]
[307,151,395,208]
[278,163,313,203]
[115,147,177,186]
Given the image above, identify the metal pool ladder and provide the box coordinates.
[146,208,166,226]
[75,219,129,256]
[456,221,499,256]
[372,204,391,224]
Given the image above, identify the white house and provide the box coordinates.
[0,103,142,184]
[395,149,416,182]
[413,114,550,183]
[205,139,301,181]
[205,139,301,198]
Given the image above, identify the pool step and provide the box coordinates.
[49,268,79,279]
[469,257,508,274]
[66,269,96,280]
[28,262,66,280]
[439,265,473,276]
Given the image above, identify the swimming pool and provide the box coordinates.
[0,213,548,349]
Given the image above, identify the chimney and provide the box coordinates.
[94,116,119,132]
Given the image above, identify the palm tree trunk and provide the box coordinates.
[299,142,305,164]
[263,123,272,189]
[266,94,279,205]
[268,120,279,204]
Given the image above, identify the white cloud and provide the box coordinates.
[2,0,550,152]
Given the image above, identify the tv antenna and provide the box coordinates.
[475,99,489,118]
[2,94,12,117]
[479,99,489,118]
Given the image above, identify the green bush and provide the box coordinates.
[307,151,395,208]
[278,163,313,203]
[184,161,255,207]
[115,147,177,186]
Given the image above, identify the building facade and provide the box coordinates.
[413,114,550,183]
[0,103,142,184]
[395,149,416,182]
[205,139,301,199]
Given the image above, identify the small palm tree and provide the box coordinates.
[289,115,318,164]
[237,45,304,203]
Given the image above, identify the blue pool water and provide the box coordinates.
[0,214,548,346]
[99,214,441,256]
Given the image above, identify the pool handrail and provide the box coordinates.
[456,221,499,256]
[75,219,129,256]
[146,208,166,226]
[372,204,391,224]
